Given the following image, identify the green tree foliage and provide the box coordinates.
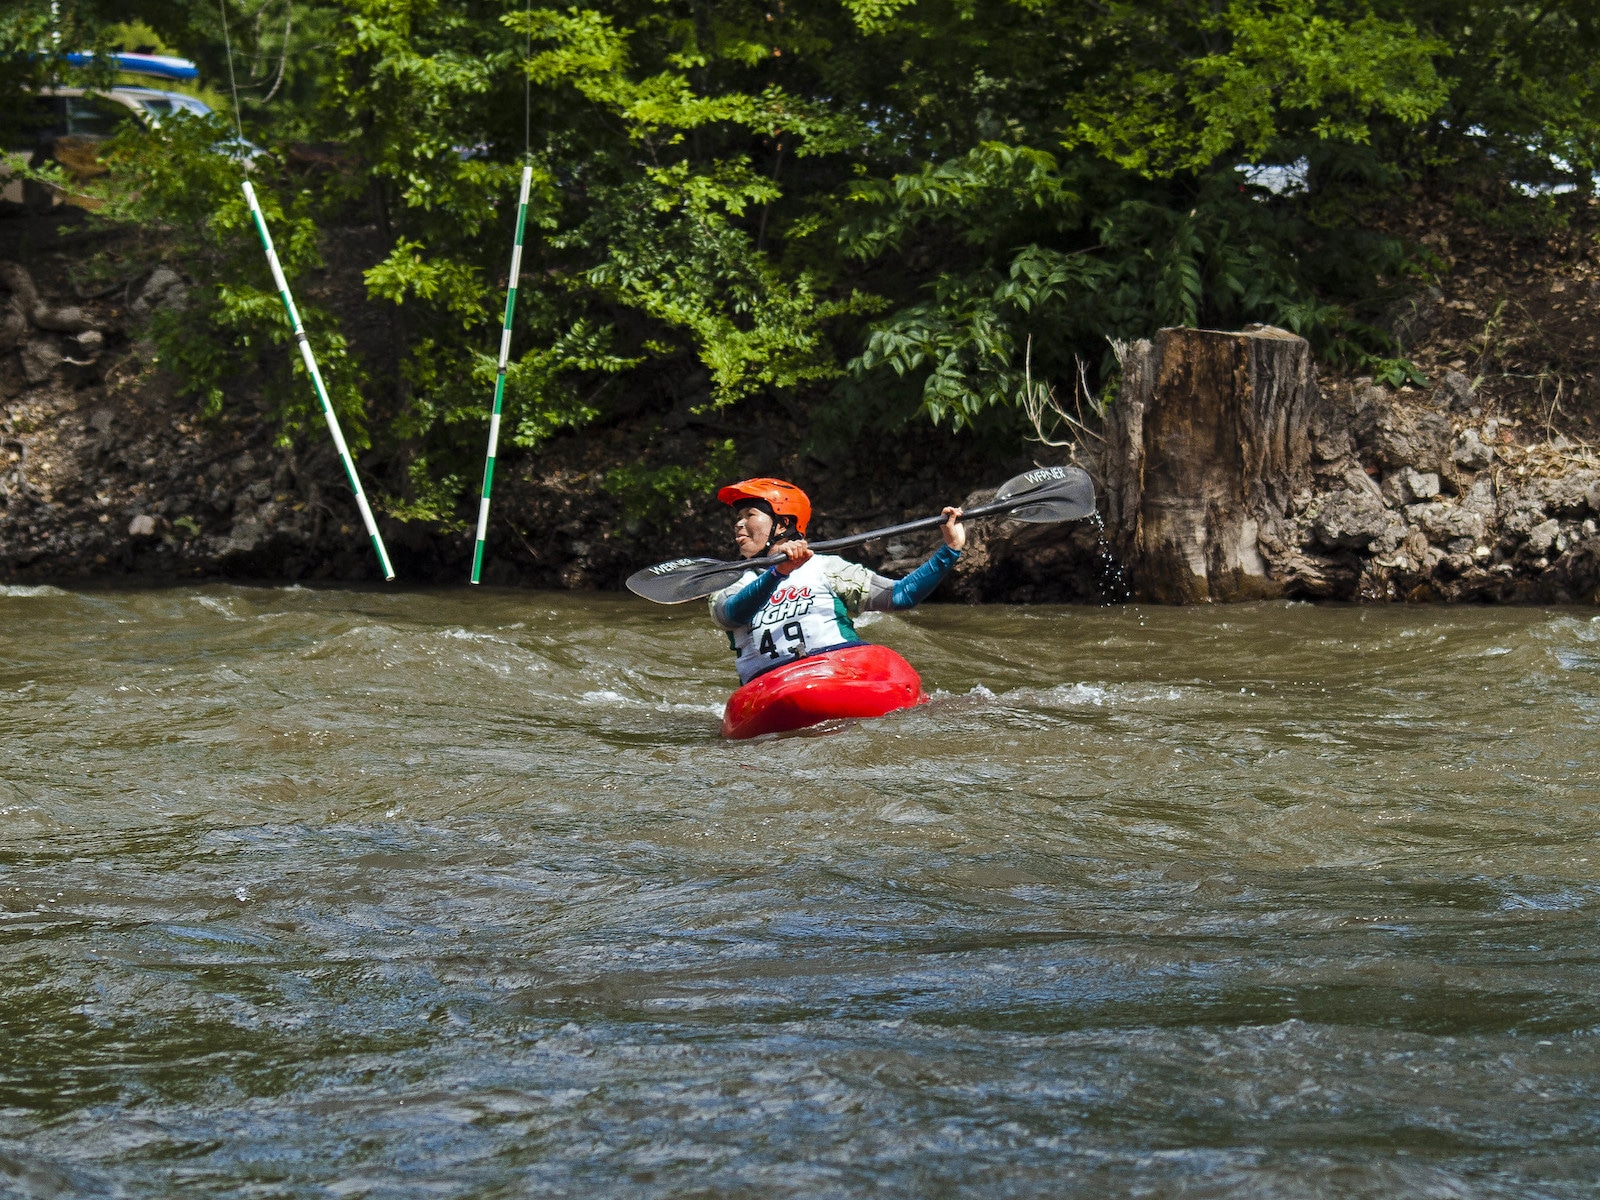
[1063,1,1448,176]
[92,114,368,442]
[6,0,1600,513]
[603,437,738,526]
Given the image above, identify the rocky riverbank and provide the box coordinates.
[4,200,1600,605]
[1281,370,1600,602]
[0,213,1024,590]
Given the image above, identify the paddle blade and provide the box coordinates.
[626,556,756,604]
[990,465,1097,523]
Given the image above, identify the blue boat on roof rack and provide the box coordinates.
[63,53,199,81]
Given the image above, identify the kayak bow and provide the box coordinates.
[721,644,923,738]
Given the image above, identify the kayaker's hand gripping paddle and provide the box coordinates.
[626,465,1096,604]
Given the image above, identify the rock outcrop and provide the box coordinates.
[1085,324,1600,603]
[4,241,1600,604]
[1288,376,1600,603]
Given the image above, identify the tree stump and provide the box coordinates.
[1102,325,1315,603]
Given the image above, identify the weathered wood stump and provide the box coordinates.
[1102,325,1315,603]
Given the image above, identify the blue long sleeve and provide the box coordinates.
[890,544,961,609]
[718,567,783,625]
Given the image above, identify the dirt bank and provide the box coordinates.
[4,195,1600,604]
[0,209,1049,594]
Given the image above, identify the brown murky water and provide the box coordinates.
[1,584,1597,1197]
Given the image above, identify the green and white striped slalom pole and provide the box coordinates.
[241,181,395,582]
[470,165,534,584]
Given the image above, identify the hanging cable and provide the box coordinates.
[216,0,246,143]
[470,2,536,583]
[524,0,532,159]
[218,0,396,579]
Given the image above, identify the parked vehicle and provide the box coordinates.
[3,84,257,210]
[12,85,223,148]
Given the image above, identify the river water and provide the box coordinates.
[1,585,1597,1198]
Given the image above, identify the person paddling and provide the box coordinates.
[708,478,966,685]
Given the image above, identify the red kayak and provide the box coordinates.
[721,643,925,739]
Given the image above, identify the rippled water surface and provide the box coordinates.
[2,585,1598,1198]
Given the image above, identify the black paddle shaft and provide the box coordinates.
[626,465,1096,604]
[761,494,1036,563]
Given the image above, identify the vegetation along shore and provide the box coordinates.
[4,2,1600,602]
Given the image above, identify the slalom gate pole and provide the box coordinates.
[470,165,534,585]
[241,181,395,582]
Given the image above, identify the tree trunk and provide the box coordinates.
[1101,325,1315,603]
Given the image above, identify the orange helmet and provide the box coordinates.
[717,477,811,536]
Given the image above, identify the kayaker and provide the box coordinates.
[708,478,965,684]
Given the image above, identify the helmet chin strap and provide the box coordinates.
[763,520,795,555]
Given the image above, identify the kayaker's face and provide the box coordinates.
[733,505,773,559]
